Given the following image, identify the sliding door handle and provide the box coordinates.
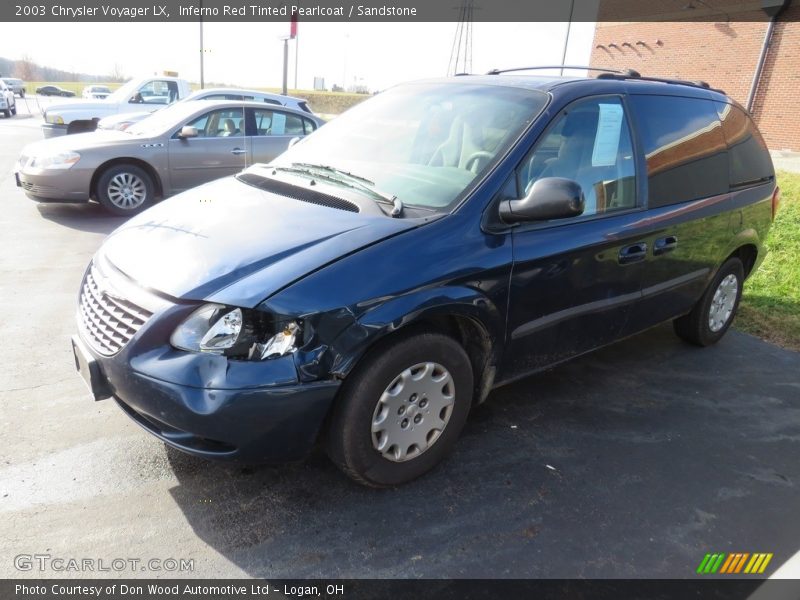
[619,242,648,265]
[654,235,678,256]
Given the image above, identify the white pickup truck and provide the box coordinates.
[42,75,192,138]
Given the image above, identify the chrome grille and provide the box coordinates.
[78,267,153,355]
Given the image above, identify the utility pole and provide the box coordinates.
[559,0,575,76]
[294,35,299,91]
[199,0,205,88]
[281,36,289,95]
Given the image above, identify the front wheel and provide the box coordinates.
[326,331,474,487]
[673,257,744,346]
[96,164,155,216]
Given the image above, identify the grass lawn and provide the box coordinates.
[736,171,800,351]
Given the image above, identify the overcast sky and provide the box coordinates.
[0,21,596,91]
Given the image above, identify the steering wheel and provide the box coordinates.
[463,151,494,174]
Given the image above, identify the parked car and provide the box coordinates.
[16,100,323,214]
[1,77,26,97]
[36,85,75,97]
[69,73,778,487]
[0,80,17,117]
[42,75,193,137]
[96,87,314,131]
[82,85,112,100]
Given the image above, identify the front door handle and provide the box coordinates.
[231,148,246,155]
[653,235,678,256]
[619,242,648,265]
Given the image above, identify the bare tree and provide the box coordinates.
[109,63,126,82]
[14,54,37,80]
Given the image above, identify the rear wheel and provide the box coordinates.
[2,109,8,118]
[326,331,473,487]
[673,257,744,346]
[96,164,154,216]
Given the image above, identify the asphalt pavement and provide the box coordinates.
[1,115,799,580]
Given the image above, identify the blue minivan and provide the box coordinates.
[72,71,779,486]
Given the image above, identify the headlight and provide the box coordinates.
[45,113,64,125]
[30,151,80,170]
[170,303,301,360]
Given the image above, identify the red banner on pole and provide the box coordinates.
[290,12,298,38]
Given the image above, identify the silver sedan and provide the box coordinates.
[16,100,325,215]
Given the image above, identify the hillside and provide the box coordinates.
[0,56,124,83]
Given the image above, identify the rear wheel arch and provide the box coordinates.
[729,244,758,279]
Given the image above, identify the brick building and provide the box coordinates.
[589,0,800,155]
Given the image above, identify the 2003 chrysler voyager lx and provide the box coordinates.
[72,70,779,486]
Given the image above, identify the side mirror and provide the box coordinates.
[498,177,584,224]
[178,126,198,139]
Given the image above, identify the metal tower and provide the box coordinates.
[447,0,474,76]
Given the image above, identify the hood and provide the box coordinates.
[46,100,117,117]
[98,111,154,128]
[22,130,142,155]
[99,177,419,307]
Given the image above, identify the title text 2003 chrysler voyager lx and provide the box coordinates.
[72,71,779,486]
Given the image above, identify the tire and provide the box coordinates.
[326,331,474,487]
[96,164,155,216]
[673,257,744,347]
[2,110,8,118]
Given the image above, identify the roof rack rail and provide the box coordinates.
[486,66,623,75]
[596,71,725,94]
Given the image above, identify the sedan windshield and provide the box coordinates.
[263,81,548,213]
[124,103,202,136]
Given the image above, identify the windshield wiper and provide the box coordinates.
[292,162,375,185]
[270,164,404,217]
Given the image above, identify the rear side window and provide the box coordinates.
[630,95,728,207]
[253,109,306,136]
[303,118,317,135]
[715,102,774,187]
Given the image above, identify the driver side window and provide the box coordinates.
[519,96,637,218]
[184,108,244,138]
[130,80,179,105]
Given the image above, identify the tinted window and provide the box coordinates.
[715,102,774,187]
[519,96,637,218]
[630,95,728,207]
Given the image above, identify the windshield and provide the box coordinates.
[264,81,547,212]
[125,103,199,136]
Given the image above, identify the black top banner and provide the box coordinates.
[1,0,793,23]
